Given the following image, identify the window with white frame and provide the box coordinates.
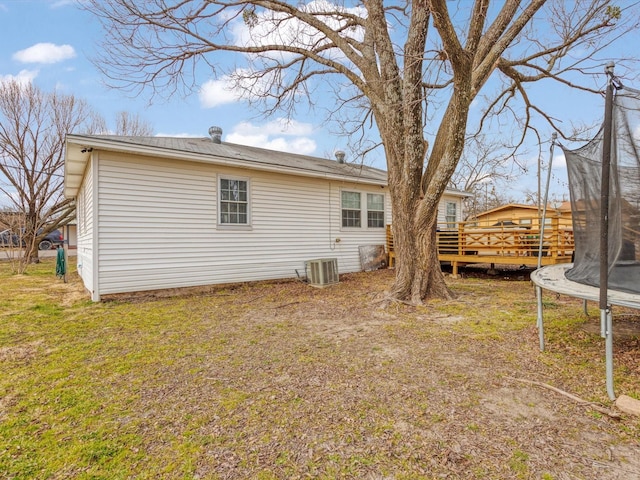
[445,202,457,228]
[367,193,385,228]
[341,191,361,227]
[219,177,249,225]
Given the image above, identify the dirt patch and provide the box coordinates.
[0,339,44,363]
[137,270,639,479]
[582,317,640,339]
[5,263,640,479]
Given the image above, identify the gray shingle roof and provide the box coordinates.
[74,134,385,179]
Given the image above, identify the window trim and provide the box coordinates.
[366,193,385,229]
[445,201,457,228]
[341,190,362,229]
[340,189,386,230]
[217,175,252,229]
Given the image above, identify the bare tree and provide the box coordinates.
[86,0,638,303]
[0,81,92,271]
[449,135,517,218]
[87,110,154,136]
[0,79,155,272]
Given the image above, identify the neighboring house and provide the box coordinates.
[469,203,572,228]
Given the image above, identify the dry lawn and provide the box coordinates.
[1,259,639,479]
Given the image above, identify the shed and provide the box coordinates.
[469,203,572,228]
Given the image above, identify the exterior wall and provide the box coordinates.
[93,153,390,297]
[475,206,539,226]
[75,157,95,297]
[475,206,572,228]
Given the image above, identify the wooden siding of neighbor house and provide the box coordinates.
[76,157,95,298]
[474,205,572,229]
[92,153,390,297]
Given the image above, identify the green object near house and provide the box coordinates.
[56,247,66,278]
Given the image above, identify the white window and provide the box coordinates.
[341,190,386,229]
[367,193,385,228]
[446,202,457,228]
[341,191,361,227]
[219,177,249,225]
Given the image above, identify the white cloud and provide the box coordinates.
[0,69,38,85]
[199,76,243,108]
[552,152,567,170]
[199,68,278,108]
[13,43,76,64]
[225,119,317,155]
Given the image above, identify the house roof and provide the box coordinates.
[64,134,390,198]
[474,203,559,218]
[64,133,472,200]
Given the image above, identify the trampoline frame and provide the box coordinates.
[532,264,640,400]
[533,63,640,400]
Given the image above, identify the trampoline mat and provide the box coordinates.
[566,262,640,296]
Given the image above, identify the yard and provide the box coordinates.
[1,259,639,479]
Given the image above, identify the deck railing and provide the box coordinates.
[386,218,574,267]
[437,218,574,258]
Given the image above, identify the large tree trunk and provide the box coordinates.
[385,91,472,304]
[383,130,455,304]
[389,213,452,304]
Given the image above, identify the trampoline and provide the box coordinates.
[533,64,640,400]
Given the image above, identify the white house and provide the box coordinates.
[64,130,468,301]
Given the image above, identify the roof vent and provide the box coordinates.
[208,126,223,144]
[335,150,346,164]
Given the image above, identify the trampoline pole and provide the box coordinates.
[537,133,557,270]
[535,133,557,352]
[601,62,615,400]
[604,307,615,400]
[536,285,545,351]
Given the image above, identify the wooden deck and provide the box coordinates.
[386,218,574,275]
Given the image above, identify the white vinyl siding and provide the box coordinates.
[75,157,95,296]
[91,153,390,297]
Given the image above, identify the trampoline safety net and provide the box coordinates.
[563,87,640,295]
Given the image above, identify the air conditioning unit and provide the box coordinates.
[306,258,339,287]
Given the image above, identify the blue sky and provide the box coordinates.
[0,1,334,154]
[1,0,638,204]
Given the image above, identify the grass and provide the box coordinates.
[1,259,639,479]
